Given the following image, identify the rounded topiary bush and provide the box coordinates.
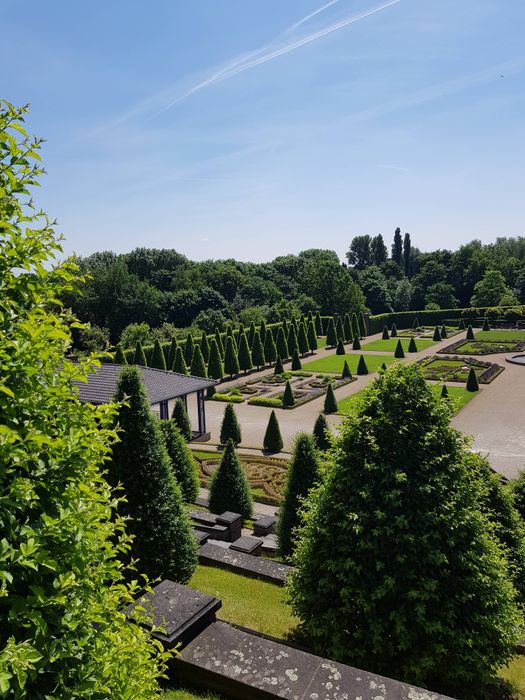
[208,439,252,519]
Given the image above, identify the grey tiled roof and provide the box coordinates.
[73,363,216,406]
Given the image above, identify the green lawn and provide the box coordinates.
[316,335,327,349]
[476,329,525,341]
[303,353,396,374]
[337,384,476,416]
[164,688,221,700]
[188,565,297,638]
[499,655,525,699]
[363,338,435,352]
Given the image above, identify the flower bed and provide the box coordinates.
[438,339,525,356]
[418,355,504,384]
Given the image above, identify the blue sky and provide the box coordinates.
[2,0,525,261]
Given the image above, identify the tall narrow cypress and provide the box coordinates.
[158,420,200,503]
[326,318,337,347]
[215,329,224,357]
[351,312,360,340]
[238,332,253,374]
[251,330,265,368]
[307,320,318,352]
[151,339,167,370]
[207,339,224,380]
[248,322,256,346]
[184,333,195,365]
[173,345,188,375]
[172,399,192,441]
[359,312,367,338]
[260,319,267,342]
[167,337,178,369]
[264,328,277,365]
[263,410,284,452]
[132,340,147,366]
[224,335,240,377]
[190,346,207,378]
[343,314,352,343]
[315,311,323,336]
[276,326,289,360]
[287,325,299,358]
[114,343,127,365]
[298,322,309,356]
[200,332,210,364]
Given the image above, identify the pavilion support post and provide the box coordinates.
[197,390,206,436]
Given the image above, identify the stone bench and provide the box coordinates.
[190,509,242,542]
[192,528,209,546]
[198,542,291,585]
[230,536,263,556]
[252,514,276,537]
[175,620,457,700]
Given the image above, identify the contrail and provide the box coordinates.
[159,0,401,112]
[287,0,342,33]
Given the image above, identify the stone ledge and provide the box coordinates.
[199,542,291,585]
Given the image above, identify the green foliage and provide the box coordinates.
[173,345,189,374]
[287,325,299,359]
[184,332,195,365]
[394,339,405,358]
[248,396,283,407]
[247,321,256,346]
[440,324,447,338]
[208,440,252,518]
[351,312,360,339]
[263,410,284,452]
[264,328,277,364]
[206,384,216,399]
[110,368,197,583]
[297,322,309,355]
[483,317,491,331]
[283,380,296,407]
[278,434,320,559]
[357,354,369,375]
[466,366,479,391]
[341,360,352,379]
[307,320,318,352]
[335,316,344,343]
[274,356,284,374]
[158,421,200,502]
[335,337,344,355]
[382,324,390,340]
[313,413,331,451]
[407,337,418,353]
[223,335,240,377]
[343,314,352,342]
[390,322,397,337]
[276,326,289,360]
[412,316,420,329]
[458,318,466,330]
[167,337,178,368]
[214,329,224,357]
[238,332,253,373]
[0,100,166,696]
[115,342,128,364]
[288,364,521,698]
[291,349,302,371]
[352,335,361,350]
[432,325,442,341]
[315,310,323,335]
[220,403,242,446]
[151,338,167,370]
[200,332,210,363]
[507,471,525,523]
[251,330,265,368]
[466,324,475,340]
[441,384,449,398]
[359,311,367,337]
[325,317,337,347]
[207,338,224,380]
[132,339,148,366]
[190,345,207,378]
[172,399,192,441]
[323,383,338,413]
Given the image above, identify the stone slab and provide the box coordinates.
[260,534,279,554]
[176,621,456,700]
[192,523,229,540]
[217,511,243,526]
[230,536,263,556]
[192,528,209,545]
[126,580,221,649]
[253,515,276,537]
[190,509,217,525]
[199,542,292,585]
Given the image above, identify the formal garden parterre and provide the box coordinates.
[419,355,504,383]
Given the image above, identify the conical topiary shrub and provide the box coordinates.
[263,410,283,452]
[184,333,195,365]
[173,345,188,375]
[359,312,367,338]
[209,440,252,519]
[343,314,353,343]
[238,332,253,374]
[200,332,210,364]
[151,339,167,370]
[433,326,441,342]
[342,360,352,379]
[110,367,197,583]
[224,336,240,377]
[274,356,284,375]
[326,318,337,348]
[283,380,295,408]
[336,337,345,355]
[287,325,300,359]
[276,326,289,360]
[220,403,242,445]
[466,367,479,392]
[172,398,192,441]
[190,346,207,378]
[167,337,178,369]
[248,322,256,347]
[324,383,338,414]
[114,343,127,364]
[441,325,447,339]
[352,336,361,350]
[251,331,265,368]
[466,324,475,340]
[315,310,323,336]
[264,329,277,365]
[412,317,420,329]
[158,420,200,503]
[313,413,331,451]
[351,312,360,340]
[336,317,344,344]
[132,340,147,366]
[308,320,318,353]
[441,384,449,398]
[390,323,398,338]
[382,325,390,340]
[458,318,465,330]
[215,329,224,357]
[278,434,320,560]
[408,337,418,353]
[394,340,405,358]
[357,355,369,375]
[291,349,302,371]
[483,318,491,331]
[298,323,309,356]
[207,338,224,380]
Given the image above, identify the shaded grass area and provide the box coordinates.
[303,353,396,374]
[337,384,477,416]
[187,565,297,638]
[477,329,525,342]
[362,338,435,352]
[499,655,525,699]
[164,688,222,700]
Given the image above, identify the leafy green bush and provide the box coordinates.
[278,434,320,559]
[211,392,244,403]
[0,101,167,696]
[208,440,252,518]
[248,396,283,408]
[158,420,200,502]
[288,364,521,699]
[220,403,242,445]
